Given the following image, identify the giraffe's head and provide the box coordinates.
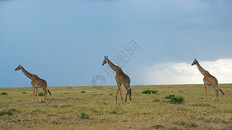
[191,59,198,66]
[15,65,22,71]
[102,56,108,66]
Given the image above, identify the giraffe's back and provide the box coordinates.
[203,74,218,88]
[115,68,130,88]
[31,75,47,88]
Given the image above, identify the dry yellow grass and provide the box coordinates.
[0,84,232,129]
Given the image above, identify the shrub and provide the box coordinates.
[165,94,175,99]
[22,92,27,94]
[164,95,185,104]
[170,96,185,104]
[0,92,8,95]
[38,92,45,96]
[142,89,158,94]
[81,91,86,93]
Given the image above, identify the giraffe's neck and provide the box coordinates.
[196,62,208,76]
[21,67,36,80]
[106,59,118,72]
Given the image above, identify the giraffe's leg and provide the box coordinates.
[212,85,219,101]
[115,82,121,104]
[116,82,123,104]
[42,87,47,103]
[124,83,130,104]
[36,88,42,102]
[125,89,128,103]
[209,86,214,101]
[115,88,119,104]
[215,85,219,101]
[125,89,131,104]
[129,88,132,104]
[204,82,207,100]
[119,87,123,104]
[32,86,35,103]
[215,89,219,101]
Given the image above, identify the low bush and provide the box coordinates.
[38,92,45,96]
[165,94,175,99]
[81,91,86,93]
[170,95,185,104]
[0,92,8,95]
[165,95,184,104]
[22,92,27,94]
[142,89,158,94]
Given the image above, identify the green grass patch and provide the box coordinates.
[81,91,86,93]
[59,104,73,108]
[153,124,164,129]
[32,109,44,113]
[153,98,160,102]
[80,112,89,119]
[22,92,27,94]
[176,121,186,125]
[36,92,45,96]
[165,95,184,104]
[109,110,117,114]
[142,89,158,94]
[8,118,22,122]
[0,108,21,116]
[0,92,8,95]
[191,103,211,107]
[187,122,198,128]
[170,95,184,104]
[165,94,175,99]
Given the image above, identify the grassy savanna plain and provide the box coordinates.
[0,84,232,129]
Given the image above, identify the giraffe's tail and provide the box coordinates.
[47,90,51,95]
[130,88,132,96]
[219,89,225,95]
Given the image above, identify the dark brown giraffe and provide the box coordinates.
[191,59,224,101]
[15,65,51,103]
[102,56,131,104]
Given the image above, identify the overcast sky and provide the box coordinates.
[0,0,232,87]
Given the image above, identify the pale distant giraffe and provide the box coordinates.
[15,65,51,103]
[102,56,131,104]
[191,59,224,101]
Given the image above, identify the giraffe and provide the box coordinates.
[191,59,224,101]
[102,56,131,104]
[15,65,51,103]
